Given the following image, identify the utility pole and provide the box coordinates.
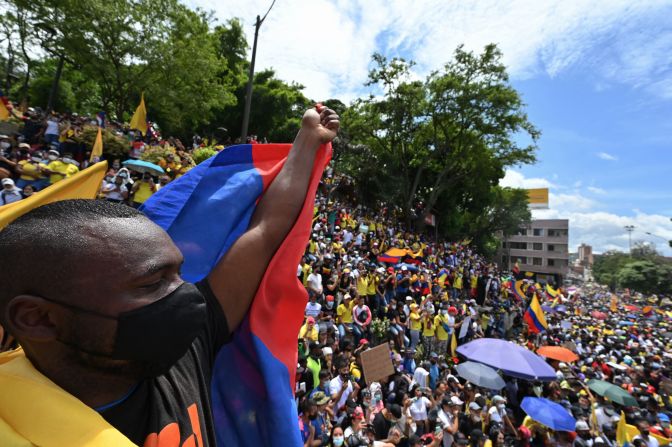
[624,225,635,254]
[240,0,276,142]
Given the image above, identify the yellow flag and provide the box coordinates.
[129,93,147,136]
[0,161,108,229]
[616,411,629,446]
[90,127,103,162]
[0,100,9,121]
[450,332,457,357]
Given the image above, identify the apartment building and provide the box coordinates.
[498,219,569,284]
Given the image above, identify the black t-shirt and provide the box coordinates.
[372,411,392,440]
[387,307,399,323]
[100,280,231,447]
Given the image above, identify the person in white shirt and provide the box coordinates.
[409,385,433,435]
[632,420,660,447]
[437,396,460,447]
[329,357,357,424]
[307,270,323,296]
[305,293,322,318]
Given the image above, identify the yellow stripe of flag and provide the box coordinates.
[0,161,108,229]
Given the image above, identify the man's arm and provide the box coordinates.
[207,105,338,333]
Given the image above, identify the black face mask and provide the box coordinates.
[43,282,206,377]
[309,413,318,421]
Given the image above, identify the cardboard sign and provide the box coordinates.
[459,317,471,339]
[360,344,395,385]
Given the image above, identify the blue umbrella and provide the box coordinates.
[618,320,635,326]
[456,338,557,381]
[455,361,506,390]
[122,159,165,176]
[521,397,576,432]
[541,305,555,313]
[555,305,568,314]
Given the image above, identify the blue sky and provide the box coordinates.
[191,0,672,255]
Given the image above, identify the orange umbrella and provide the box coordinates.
[537,346,580,363]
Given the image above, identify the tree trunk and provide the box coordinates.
[46,54,65,113]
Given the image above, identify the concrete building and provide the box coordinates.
[498,219,570,284]
[577,243,593,268]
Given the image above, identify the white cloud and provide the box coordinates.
[500,170,672,255]
[186,0,672,101]
[499,169,554,189]
[587,186,607,195]
[596,152,618,161]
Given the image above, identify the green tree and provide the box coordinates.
[337,45,538,250]
[617,260,672,295]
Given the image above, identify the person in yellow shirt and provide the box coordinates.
[366,269,378,315]
[336,294,354,339]
[356,265,369,302]
[470,273,478,299]
[130,173,158,208]
[453,272,463,300]
[298,316,319,343]
[41,149,69,184]
[409,303,422,350]
[422,311,436,357]
[61,155,80,178]
[16,153,48,190]
[434,308,450,356]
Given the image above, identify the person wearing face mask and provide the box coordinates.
[460,402,484,436]
[330,425,346,447]
[573,420,594,447]
[60,153,80,178]
[299,398,319,447]
[21,184,35,199]
[16,149,48,190]
[330,356,357,424]
[101,175,130,203]
[1,178,23,204]
[40,149,69,184]
[632,420,660,447]
[0,106,340,446]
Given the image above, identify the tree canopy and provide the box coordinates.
[336,46,537,252]
[593,243,672,295]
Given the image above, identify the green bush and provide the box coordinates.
[192,147,218,165]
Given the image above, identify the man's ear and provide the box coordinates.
[5,295,60,341]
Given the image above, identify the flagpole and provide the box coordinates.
[240,0,276,142]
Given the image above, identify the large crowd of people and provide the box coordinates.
[295,192,672,447]
[0,108,238,207]
[1,107,670,447]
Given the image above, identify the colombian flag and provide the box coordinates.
[545,284,559,300]
[142,143,330,446]
[513,279,526,302]
[524,295,548,334]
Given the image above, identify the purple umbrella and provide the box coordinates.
[456,338,557,381]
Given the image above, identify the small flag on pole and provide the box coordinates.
[129,93,147,136]
[450,331,458,357]
[90,127,103,162]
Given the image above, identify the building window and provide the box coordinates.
[548,229,568,237]
[502,241,506,248]
[548,244,555,251]
[533,257,542,266]
[509,242,527,250]
[547,259,555,267]
[518,257,528,265]
[533,243,543,250]
[516,228,528,236]
[533,228,543,236]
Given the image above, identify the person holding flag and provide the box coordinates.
[0,105,339,446]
